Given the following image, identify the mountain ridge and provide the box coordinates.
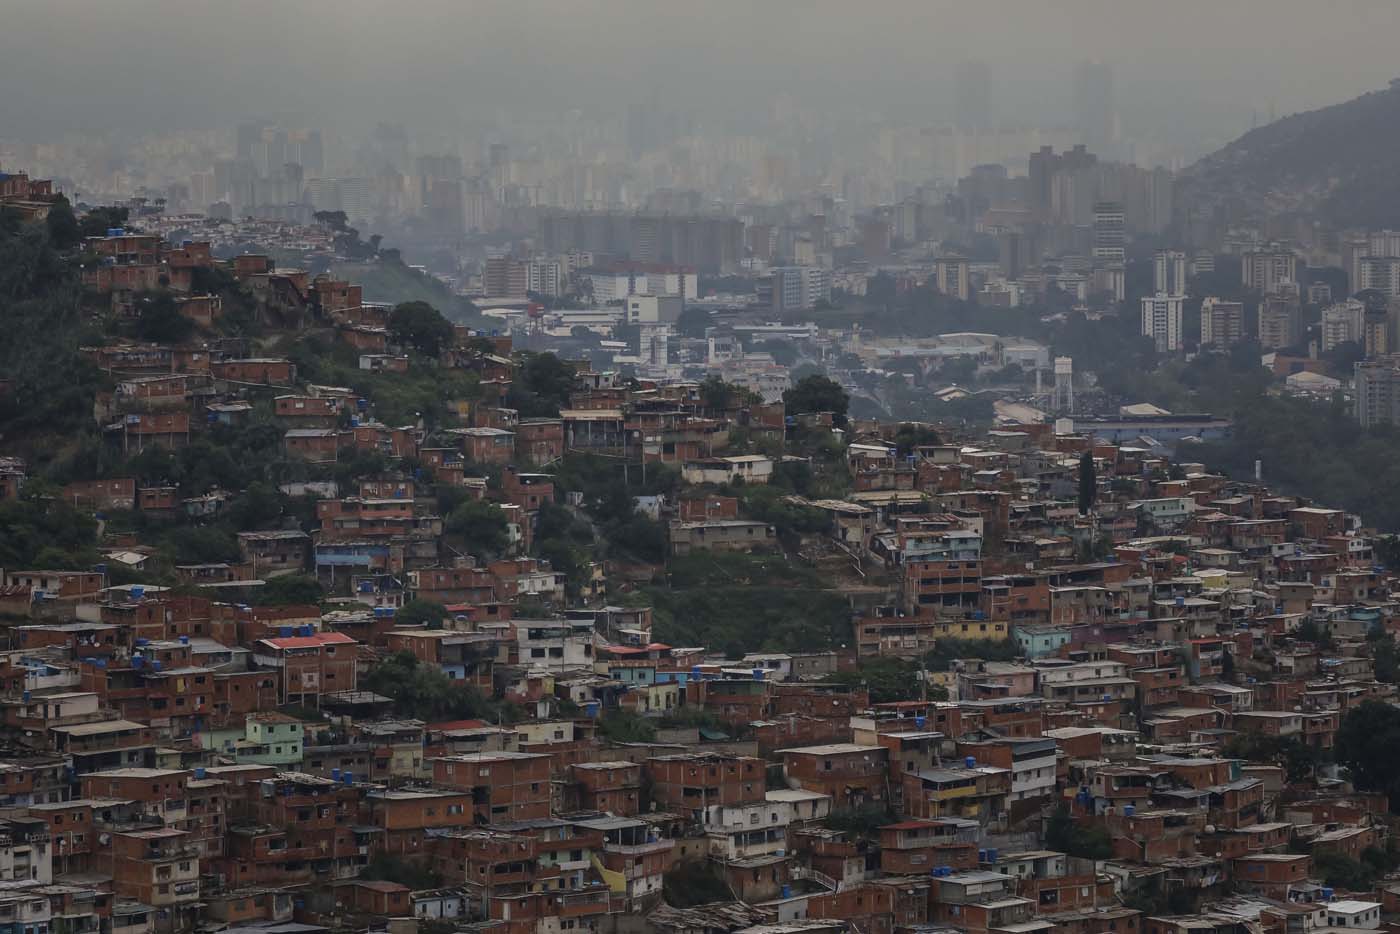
[1180,79,1400,229]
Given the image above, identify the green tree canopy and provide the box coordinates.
[446,499,510,557]
[1336,701,1400,807]
[784,374,850,425]
[388,301,454,357]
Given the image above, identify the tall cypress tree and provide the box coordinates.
[1078,450,1097,515]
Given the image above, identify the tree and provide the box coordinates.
[314,210,349,232]
[676,306,713,339]
[45,198,81,250]
[1336,701,1400,807]
[828,657,925,704]
[388,301,454,357]
[1044,803,1112,859]
[396,599,448,629]
[446,499,510,557]
[699,375,759,411]
[1078,450,1097,515]
[254,574,324,606]
[131,290,195,343]
[77,206,129,239]
[507,352,575,417]
[783,374,850,425]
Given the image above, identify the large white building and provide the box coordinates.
[1322,299,1366,351]
[1153,250,1187,296]
[1140,292,1183,352]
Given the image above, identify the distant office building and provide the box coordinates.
[1191,251,1216,276]
[1241,247,1297,295]
[1092,202,1125,264]
[1154,250,1187,296]
[526,260,565,298]
[1355,357,1400,427]
[1140,292,1183,352]
[1258,292,1302,350]
[1307,281,1333,305]
[483,256,528,299]
[998,231,1028,279]
[770,266,832,313]
[1357,256,1400,297]
[536,211,744,274]
[1073,61,1115,153]
[1144,166,1174,234]
[933,256,970,302]
[1200,298,1244,349]
[626,294,682,325]
[954,61,993,131]
[1321,299,1365,352]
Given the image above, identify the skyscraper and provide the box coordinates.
[1154,250,1187,296]
[954,61,993,131]
[1073,61,1114,154]
[1141,292,1183,352]
[1200,298,1244,348]
[1092,202,1125,264]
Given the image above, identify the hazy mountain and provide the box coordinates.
[1180,79,1400,229]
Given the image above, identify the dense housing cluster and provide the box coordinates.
[3,159,1400,934]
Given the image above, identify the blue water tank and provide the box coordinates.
[1322,887,1334,901]
[964,756,976,769]
[279,626,292,638]
[344,772,353,785]
[131,585,145,599]
[1124,804,1135,816]
[978,849,988,862]
[781,885,792,899]
[21,691,30,702]
[915,716,926,729]
[134,638,148,647]
[357,398,369,411]
[752,668,765,681]
[332,768,342,781]
[691,666,702,678]
[179,635,190,645]
[585,701,600,717]
[195,767,206,779]
[132,656,144,669]
[986,848,997,863]
[152,661,161,671]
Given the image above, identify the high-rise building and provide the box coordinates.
[998,231,1028,279]
[933,256,970,302]
[1073,62,1114,154]
[954,61,993,131]
[1154,250,1188,296]
[483,256,529,299]
[1140,292,1183,352]
[1092,201,1125,264]
[1200,298,1244,348]
[1258,292,1302,350]
[1241,247,1297,295]
[1322,299,1365,351]
[770,266,832,312]
[1355,357,1400,427]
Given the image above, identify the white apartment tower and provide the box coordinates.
[1154,250,1187,296]
[1141,292,1183,352]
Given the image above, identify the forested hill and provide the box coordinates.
[1179,80,1400,228]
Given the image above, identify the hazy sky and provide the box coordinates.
[2,0,1398,147]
